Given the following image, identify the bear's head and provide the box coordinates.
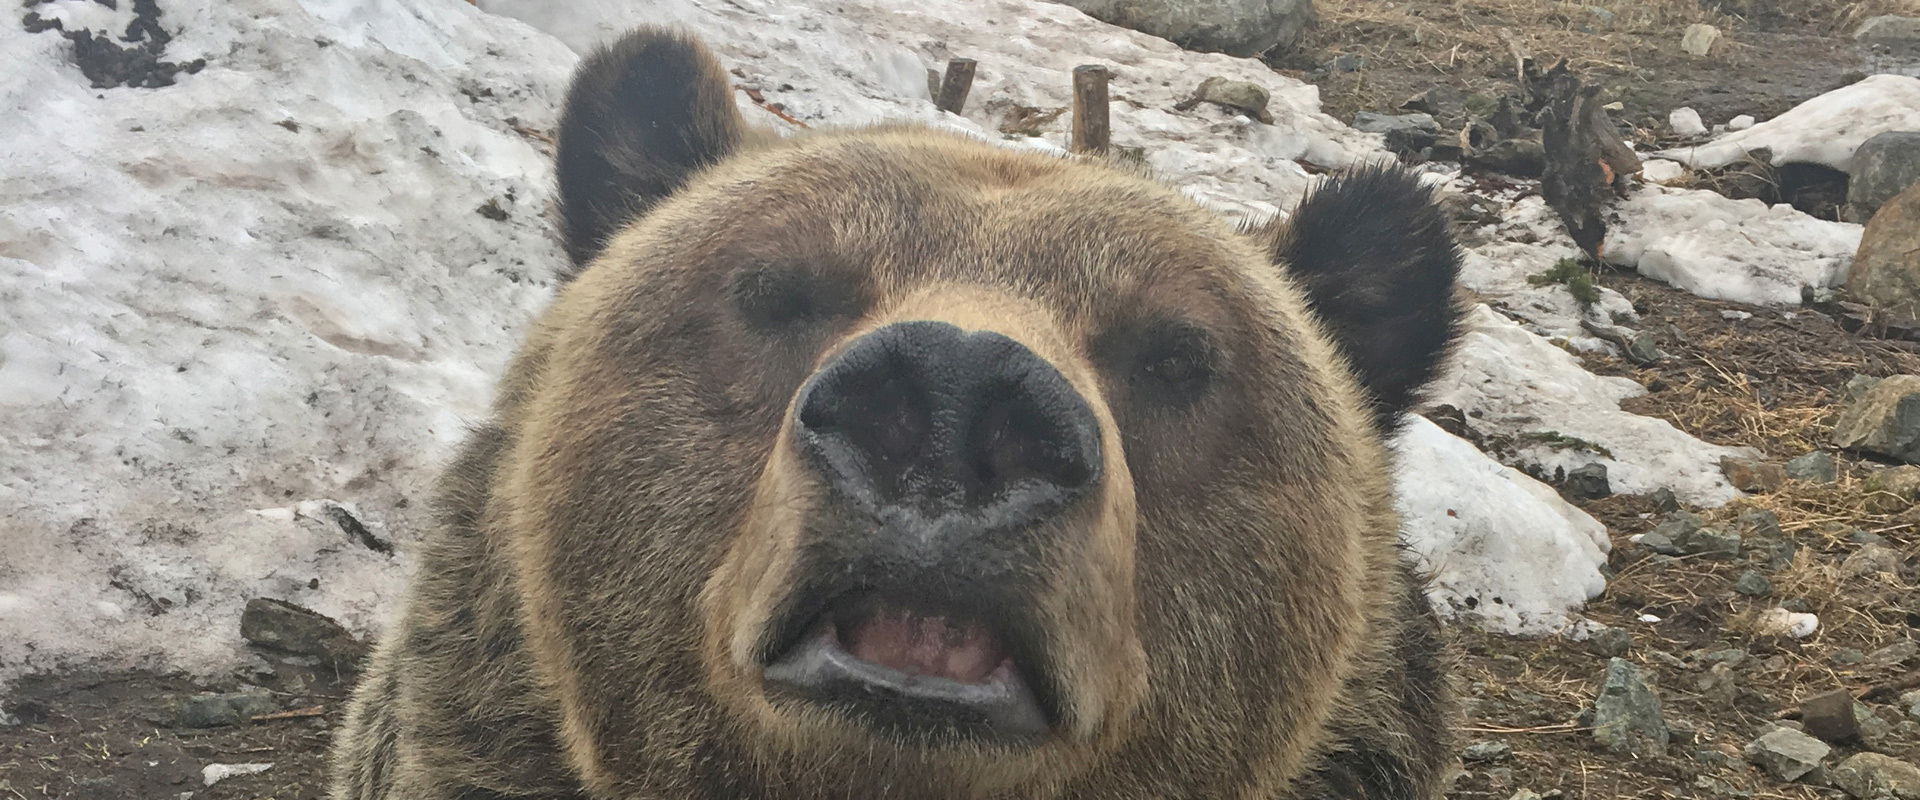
[497,28,1458,796]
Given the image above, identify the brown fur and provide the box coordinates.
[332,28,1452,800]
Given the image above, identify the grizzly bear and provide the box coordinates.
[329,26,1460,800]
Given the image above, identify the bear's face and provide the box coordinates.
[502,29,1457,796]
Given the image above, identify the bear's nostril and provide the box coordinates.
[968,388,1095,501]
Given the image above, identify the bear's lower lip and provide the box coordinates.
[761,598,1051,742]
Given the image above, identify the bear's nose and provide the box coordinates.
[794,321,1101,528]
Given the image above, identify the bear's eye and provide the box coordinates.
[731,263,853,333]
[1135,325,1215,394]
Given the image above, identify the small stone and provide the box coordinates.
[1722,309,1755,320]
[1697,662,1738,706]
[1705,648,1748,667]
[1669,107,1707,136]
[1642,158,1685,184]
[1868,640,1920,667]
[1668,720,1698,745]
[1182,78,1274,124]
[1507,791,1543,800]
[1564,463,1612,500]
[1852,530,1890,547]
[1636,530,1683,556]
[1759,608,1820,639]
[167,689,278,729]
[1832,375,1920,463]
[1592,657,1669,757]
[1586,626,1634,658]
[1842,544,1902,578]
[1352,111,1439,135]
[1803,688,1860,744]
[203,762,274,787]
[1785,451,1839,483]
[1721,456,1787,493]
[1466,138,1547,178]
[1328,54,1366,73]
[1682,23,1723,57]
[240,598,370,673]
[1855,15,1920,43]
[1832,752,1920,799]
[1834,647,1867,666]
[1782,597,1815,613]
[1734,570,1773,597]
[1462,739,1514,762]
[1864,466,1920,514]
[1728,114,1756,131]
[1689,527,1743,560]
[1651,488,1681,513]
[1744,727,1832,782]
[1859,703,1895,746]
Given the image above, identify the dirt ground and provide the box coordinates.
[5,2,1920,799]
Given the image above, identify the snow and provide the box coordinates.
[1669,107,1707,137]
[1602,185,1864,306]
[1431,305,1749,507]
[1655,74,1920,172]
[474,0,1382,225]
[1640,158,1686,184]
[0,0,573,683]
[203,763,274,787]
[1394,416,1610,635]
[0,0,1775,684]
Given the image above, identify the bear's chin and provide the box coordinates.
[760,592,1054,745]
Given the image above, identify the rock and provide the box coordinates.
[1734,570,1774,597]
[1651,488,1681,514]
[1847,375,1887,404]
[1047,0,1315,57]
[166,688,278,728]
[1728,114,1757,131]
[1745,727,1832,782]
[1804,688,1861,743]
[1759,608,1821,638]
[1855,15,1920,43]
[1592,657,1669,756]
[1847,183,1920,319]
[1694,527,1744,560]
[1697,662,1738,705]
[1847,131,1920,222]
[1853,530,1890,546]
[1353,111,1438,134]
[1670,107,1708,137]
[240,598,370,671]
[1564,463,1612,500]
[1736,508,1784,540]
[1721,456,1787,493]
[1462,739,1514,763]
[1836,647,1867,665]
[1864,466,1920,514]
[1833,753,1920,799]
[1327,53,1364,73]
[1682,24,1722,57]
[1785,451,1839,483]
[1868,639,1919,667]
[1177,77,1274,123]
[1842,544,1903,577]
[1467,138,1547,178]
[1508,790,1543,800]
[203,762,274,787]
[1859,702,1895,746]
[1642,158,1685,184]
[1586,626,1634,658]
[1400,87,1462,117]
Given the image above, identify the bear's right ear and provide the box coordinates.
[554,27,748,275]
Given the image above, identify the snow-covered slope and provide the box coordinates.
[1602,186,1863,306]
[1655,74,1920,172]
[0,0,574,681]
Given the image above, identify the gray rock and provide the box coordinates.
[1868,640,1919,667]
[1833,375,1920,464]
[1327,53,1364,72]
[1721,456,1786,493]
[1834,647,1867,666]
[1847,181,1920,319]
[240,598,369,671]
[1638,530,1684,556]
[1177,77,1274,123]
[1855,15,1920,43]
[1853,530,1891,547]
[1734,570,1774,597]
[1804,688,1860,744]
[1586,626,1634,658]
[1697,662,1738,706]
[1651,487,1681,514]
[1847,375,1887,404]
[1592,657,1669,756]
[1785,451,1839,483]
[1352,111,1439,134]
[1848,132,1920,223]
[1865,466,1920,515]
[1048,0,1314,57]
[1466,138,1547,178]
[1689,527,1743,560]
[1744,727,1832,782]
[1563,463,1611,500]
[1682,23,1722,57]
[1705,647,1748,668]
[1843,544,1903,578]
[1462,739,1513,762]
[166,689,278,728]
[1833,752,1920,799]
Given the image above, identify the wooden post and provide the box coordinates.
[934,58,977,115]
[1071,65,1110,155]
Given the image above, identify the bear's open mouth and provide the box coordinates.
[761,592,1053,743]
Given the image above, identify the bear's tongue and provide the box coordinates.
[840,606,1005,685]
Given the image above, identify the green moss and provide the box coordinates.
[1527,257,1600,307]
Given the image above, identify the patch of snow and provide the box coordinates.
[203,763,274,787]
[1602,185,1863,306]
[1455,196,1636,348]
[1393,416,1610,635]
[1640,158,1685,184]
[1656,75,1920,171]
[0,0,574,684]
[1431,305,1749,507]
[1669,107,1706,137]
[473,0,1384,227]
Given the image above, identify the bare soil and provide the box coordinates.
[5,2,1920,799]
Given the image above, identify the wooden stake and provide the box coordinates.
[1071,65,1110,155]
[935,58,977,115]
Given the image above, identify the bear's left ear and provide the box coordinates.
[1251,165,1463,433]
[554,27,749,275]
